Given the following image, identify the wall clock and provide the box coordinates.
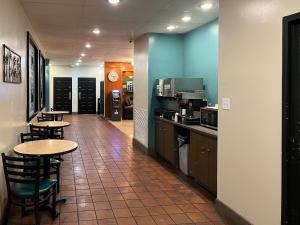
[108,71,119,82]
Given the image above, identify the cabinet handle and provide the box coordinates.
[207,148,211,152]
[201,150,206,154]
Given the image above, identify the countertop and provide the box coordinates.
[155,116,218,138]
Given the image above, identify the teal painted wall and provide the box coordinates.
[148,34,184,148]
[147,20,219,148]
[183,19,219,105]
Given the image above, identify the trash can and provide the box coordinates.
[178,135,189,175]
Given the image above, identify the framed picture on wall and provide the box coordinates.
[39,51,46,110]
[2,44,22,83]
[27,32,39,122]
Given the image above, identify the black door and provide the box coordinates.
[283,13,300,225]
[100,81,104,115]
[53,77,72,112]
[78,78,96,114]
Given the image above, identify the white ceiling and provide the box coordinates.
[20,0,219,66]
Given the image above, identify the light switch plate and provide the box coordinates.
[222,98,230,110]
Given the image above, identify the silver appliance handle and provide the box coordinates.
[69,92,71,100]
[79,92,81,101]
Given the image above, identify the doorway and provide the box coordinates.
[282,12,300,225]
[78,78,96,114]
[53,77,72,112]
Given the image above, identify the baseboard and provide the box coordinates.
[132,138,148,154]
[216,199,252,225]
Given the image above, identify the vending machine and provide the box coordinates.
[110,90,121,121]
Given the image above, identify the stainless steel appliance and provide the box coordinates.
[155,79,164,96]
[110,90,121,121]
[155,78,204,98]
[200,107,218,130]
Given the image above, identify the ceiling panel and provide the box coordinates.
[20,0,219,66]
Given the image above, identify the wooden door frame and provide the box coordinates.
[282,12,300,225]
[53,77,72,112]
[78,77,96,114]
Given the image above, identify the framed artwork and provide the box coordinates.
[3,44,21,83]
[39,51,46,110]
[27,32,39,122]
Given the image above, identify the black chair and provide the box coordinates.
[39,114,64,139]
[29,124,48,136]
[1,153,57,225]
[20,133,62,193]
[38,114,53,122]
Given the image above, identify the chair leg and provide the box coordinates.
[56,166,60,193]
[51,186,57,220]
[3,200,11,225]
[21,199,26,217]
[34,201,40,225]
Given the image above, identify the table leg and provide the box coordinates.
[49,128,54,139]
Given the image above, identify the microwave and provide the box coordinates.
[200,107,218,130]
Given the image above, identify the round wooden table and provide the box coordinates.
[42,111,69,121]
[14,140,78,206]
[31,121,70,138]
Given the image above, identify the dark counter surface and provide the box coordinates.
[155,116,217,138]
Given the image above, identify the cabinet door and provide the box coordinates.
[207,138,217,194]
[190,132,209,186]
[155,120,165,157]
[163,122,177,166]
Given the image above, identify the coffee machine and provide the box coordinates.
[176,91,207,124]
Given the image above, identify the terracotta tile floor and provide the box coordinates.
[7,115,228,225]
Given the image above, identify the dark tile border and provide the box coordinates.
[216,199,252,225]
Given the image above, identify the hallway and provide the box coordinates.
[8,115,226,225]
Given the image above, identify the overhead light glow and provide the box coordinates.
[201,2,213,10]
[78,59,82,63]
[81,53,86,57]
[75,62,80,66]
[182,16,191,22]
[92,28,101,35]
[167,25,177,31]
[85,43,91,48]
[108,0,120,5]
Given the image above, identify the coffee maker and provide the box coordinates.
[176,91,207,124]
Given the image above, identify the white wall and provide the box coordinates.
[133,35,149,147]
[49,65,104,113]
[218,1,300,225]
[0,0,44,220]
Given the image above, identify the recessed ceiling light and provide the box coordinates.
[182,16,191,22]
[85,43,91,48]
[78,59,82,63]
[81,53,86,57]
[75,62,80,66]
[167,25,177,31]
[201,2,213,10]
[92,28,101,35]
[108,0,120,5]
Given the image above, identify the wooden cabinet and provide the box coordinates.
[189,131,217,194]
[155,119,178,166]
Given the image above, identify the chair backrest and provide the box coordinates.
[20,132,47,143]
[40,113,54,121]
[1,153,40,197]
[29,124,49,136]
